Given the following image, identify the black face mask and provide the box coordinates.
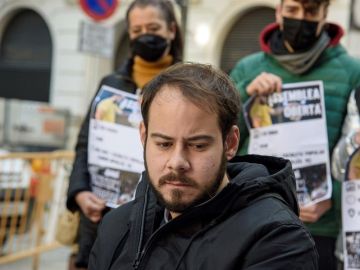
[130,34,169,62]
[282,17,321,51]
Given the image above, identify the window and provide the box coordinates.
[0,9,52,102]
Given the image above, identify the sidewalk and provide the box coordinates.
[0,246,71,270]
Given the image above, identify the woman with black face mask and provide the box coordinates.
[66,1,183,269]
[126,0,183,89]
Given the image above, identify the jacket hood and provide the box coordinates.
[227,155,299,215]
[260,22,344,53]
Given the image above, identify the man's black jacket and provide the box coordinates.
[88,155,318,270]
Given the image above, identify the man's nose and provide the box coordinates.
[167,147,190,172]
[295,9,306,20]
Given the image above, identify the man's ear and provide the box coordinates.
[139,121,146,146]
[224,125,240,160]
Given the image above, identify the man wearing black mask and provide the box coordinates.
[230,1,360,270]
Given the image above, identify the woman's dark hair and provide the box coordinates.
[126,0,183,61]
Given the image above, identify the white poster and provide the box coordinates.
[343,148,360,270]
[244,81,331,206]
[88,85,144,208]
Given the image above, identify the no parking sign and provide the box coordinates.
[80,0,119,21]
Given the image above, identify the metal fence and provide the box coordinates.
[0,151,74,270]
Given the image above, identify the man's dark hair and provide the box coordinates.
[126,0,183,61]
[141,63,241,139]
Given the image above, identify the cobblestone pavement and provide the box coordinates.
[0,246,71,270]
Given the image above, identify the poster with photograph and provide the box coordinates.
[88,85,143,208]
[343,148,360,270]
[244,81,331,206]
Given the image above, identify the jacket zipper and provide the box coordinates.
[132,182,149,269]
[134,210,221,269]
[133,220,169,269]
[133,185,235,269]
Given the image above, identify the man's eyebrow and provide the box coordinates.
[186,135,215,142]
[146,22,161,27]
[150,133,215,142]
[305,6,319,12]
[150,133,173,140]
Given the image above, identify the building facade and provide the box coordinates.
[0,0,358,118]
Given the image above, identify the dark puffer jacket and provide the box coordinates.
[88,155,318,270]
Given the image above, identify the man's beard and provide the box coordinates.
[144,142,227,213]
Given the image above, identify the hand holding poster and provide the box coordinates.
[244,81,331,206]
[88,85,144,208]
[343,148,360,270]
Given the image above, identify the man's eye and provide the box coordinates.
[130,28,141,34]
[307,9,318,16]
[157,142,172,149]
[285,7,296,13]
[189,143,208,151]
[148,27,160,33]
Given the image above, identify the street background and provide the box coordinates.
[1,0,360,269]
